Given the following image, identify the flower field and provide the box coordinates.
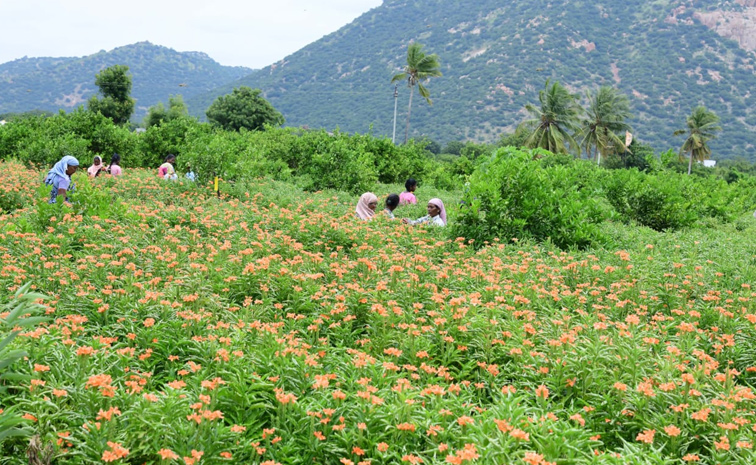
[2,160,756,464]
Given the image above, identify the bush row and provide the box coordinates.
[0,112,441,195]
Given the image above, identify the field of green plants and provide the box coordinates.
[2,138,756,465]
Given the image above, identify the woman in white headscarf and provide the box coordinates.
[44,155,80,204]
[402,198,447,227]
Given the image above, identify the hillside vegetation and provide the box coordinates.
[0,42,252,119]
[188,0,756,160]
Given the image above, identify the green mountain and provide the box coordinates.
[188,0,756,160]
[0,42,253,119]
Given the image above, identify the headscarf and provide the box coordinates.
[44,155,79,186]
[88,156,103,176]
[356,192,378,220]
[429,198,447,225]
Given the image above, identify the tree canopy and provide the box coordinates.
[675,106,722,175]
[206,87,284,132]
[88,65,136,126]
[144,95,189,128]
[391,43,442,144]
[521,81,582,155]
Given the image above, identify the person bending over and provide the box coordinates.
[44,155,79,205]
[402,198,446,227]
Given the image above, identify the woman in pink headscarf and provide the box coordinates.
[403,198,446,226]
[355,192,379,220]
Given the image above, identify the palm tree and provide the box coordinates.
[391,43,442,144]
[521,80,582,155]
[674,106,721,175]
[579,86,633,165]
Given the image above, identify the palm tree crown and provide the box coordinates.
[579,86,632,165]
[391,43,442,143]
[521,80,582,155]
[675,106,721,175]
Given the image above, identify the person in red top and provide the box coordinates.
[399,178,417,205]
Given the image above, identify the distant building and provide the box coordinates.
[0,120,6,126]
[703,160,716,168]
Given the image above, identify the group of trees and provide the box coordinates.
[86,65,285,132]
[6,49,730,179]
[519,80,722,175]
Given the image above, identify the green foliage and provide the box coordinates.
[603,140,653,171]
[206,87,284,132]
[88,65,136,125]
[144,95,189,128]
[453,147,606,249]
[0,283,47,445]
[0,109,136,167]
[391,43,442,144]
[675,106,722,175]
[579,86,632,163]
[522,81,582,155]
[606,170,699,231]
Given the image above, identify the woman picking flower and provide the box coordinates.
[44,155,79,205]
[402,198,446,227]
[158,154,178,181]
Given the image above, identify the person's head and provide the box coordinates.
[186,163,192,172]
[165,154,176,164]
[93,156,102,166]
[62,156,80,176]
[405,178,417,192]
[110,153,121,166]
[356,192,379,220]
[427,198,447,225]
[385,194,400,211]
[427,202,440,217]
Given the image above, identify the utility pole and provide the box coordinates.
[392,85,399,144]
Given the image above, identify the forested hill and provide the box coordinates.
[0,42,253,119]
[189,0,756,160]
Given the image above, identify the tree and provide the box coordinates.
[443,141,466,156]
[674,106,721,175]
[88,65,135,125]
[144,95,189,128]
[520,81,582,155]
[206,87,284,132]
[391,43,442,144]
[578,86,632,165]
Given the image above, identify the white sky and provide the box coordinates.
[0,0,383,68]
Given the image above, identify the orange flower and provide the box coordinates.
[535,384,549,400]
[663,425,681,437]
[636,429,655,444]
[102,442,129,462]
[158,449,179,460]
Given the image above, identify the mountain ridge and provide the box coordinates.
[188,0,756,160]
[0,41,253,119]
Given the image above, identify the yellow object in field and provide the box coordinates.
[214,177,219,192]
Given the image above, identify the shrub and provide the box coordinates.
[605,170,699,231]
[452,147,606,249]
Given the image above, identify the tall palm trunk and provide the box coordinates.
[688,152,693,175]
[404,85,415,144]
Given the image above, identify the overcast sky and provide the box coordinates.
[0,0,383,69]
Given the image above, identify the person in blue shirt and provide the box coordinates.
[44,155,79,205]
